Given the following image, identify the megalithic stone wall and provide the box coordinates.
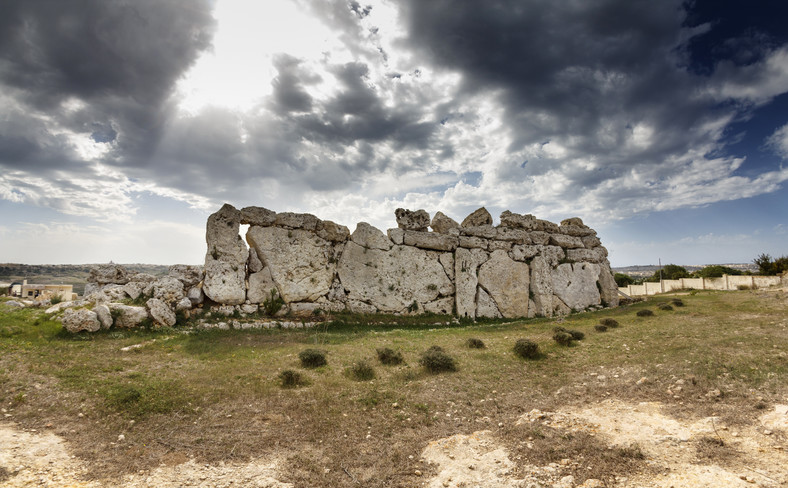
[203,204,619,318]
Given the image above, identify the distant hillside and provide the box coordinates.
[0,263,170,295]
[613,263,757,278]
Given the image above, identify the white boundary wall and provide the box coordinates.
[620,274,785,296]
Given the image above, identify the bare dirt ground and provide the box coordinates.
[3,399,786,487]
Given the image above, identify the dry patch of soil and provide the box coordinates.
[0,422,291,488]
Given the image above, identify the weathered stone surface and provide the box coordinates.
[387,228,404,245]
[248,247,264,273]
[499,211,539,230]
[540,246,566,267]
[88,263,131,285]
[488,240,513,252]
[459,235,488,250]
[247,226,335,303]
[204,204,249,305]
[549,234,584,248]
[61,308,101,333]
[108,304,149,328]
[352,222,392,250]
[246,267,278,304]
[423,296,454,315]
[454,247,489,319]
[168,265,203,287]
[316,220,350,243]
[123,281,147,301]
[552,296,571,316]
[529,231,550,245]
[478,250,530,318]
[495,227,531,244]
[431,211,460,234]
[347,299,377,314]
[581,235,602,248]
[94,304,112,329]
[274,212,320,231]
[559,221,596,237]
[566,247,608,263]
[536,219,559,233]
[552,263,601,311]
[461,207,493,227]
[338,242,452,313]
[510,245,539,262]
[561,217,585,227]
[203,257,247,305]
[476,287,502,318]
[438,252,455,281]
[461,225,497,239]
[4,300,25,309]
[147,276,185,306]
[187,285,204,305]
[240,206,276,226]
[89,284,127,302]
[395,208,430,231]
[403,230,458,251]
[326,278,347,303]
[176,297,193,312]
[46,300,88,314]
[147,298,177,327]
[529,256,553,317]
[240,304,258,314]
[597,259,620,307]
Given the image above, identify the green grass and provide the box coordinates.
[1,291,787,486]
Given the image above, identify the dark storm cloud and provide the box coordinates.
[0,0,216,167]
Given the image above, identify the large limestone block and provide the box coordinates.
[248,247,264,273]
[459,236,488,250]
[88,263,132,285]
[461,207,492,227]
[338,242,452,313]
[438,252,455,281]
[61,308,101,333]
[94,304,113,329]
[247,226,335,303]
[597,260,620,307]
[352,222,392,250]
[476,287,502,318]
[581,235,602,248]
[246,267,278,304]
[316,220,350,243]
[552,263,601,311]
[529,256,553,317]
[240,206,276,226]
[431,211,460,234]
[460,225,497,239]
[499,211,538,230]
[495,227,531,244]
[387,228,404,245]
[528,231,550,245]
[108,304,149,328]
[275,212,321,231]
[203,257,247,305]
[566,247,608,263]
[205,204,248,263]
[403,230,458,251]
[423,296,455,315]
[510,245,539,262]
[549,234,584,249]
[478,250,530,318]
[123,281,147,301]
[147,276,186,305]
[147,298,177,327]
[454,247,490,319]
[559,218,596,237]
[168,265,203,287]
[536,219,559,233]
[395,208,430,231]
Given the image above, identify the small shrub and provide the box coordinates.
[50,295,63,305]
[737,284,751,290]
[513,339,541,359]
[299,349,327,368]
[636,309,654,317]
[553,331,574,346]
[279,369,305,388]
[554,326,584,340]
[671,298,685,306]
[466,338,486,349]
[419,346,457,373]
[594,324,608,332]
[658,303,673,311]
[599,318,619,328]
[263,288,285,316]
[376,347,404,365]
[348,360,375,381]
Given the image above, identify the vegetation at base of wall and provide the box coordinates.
[262,288,285,316]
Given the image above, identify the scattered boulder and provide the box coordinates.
[109,304,149,328]
[61,308,101,333]
[94,304,113,329]
[461,207,493,227]
[147,298,177,327]
[168,265,203,287]
[430,211,460,235]
[240,206,276,226]
[88,263,132,286]
[395,208,430,231]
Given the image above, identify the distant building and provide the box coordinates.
[9,281,23,297]
[16,280,74,301]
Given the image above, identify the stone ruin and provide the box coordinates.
[51,204,618,333]
[204,204,618,319]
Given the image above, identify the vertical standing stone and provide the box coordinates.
[203,204,249,305]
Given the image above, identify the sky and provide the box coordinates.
[1,0,787,267]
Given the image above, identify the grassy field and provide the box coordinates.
[1,290,787,486]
